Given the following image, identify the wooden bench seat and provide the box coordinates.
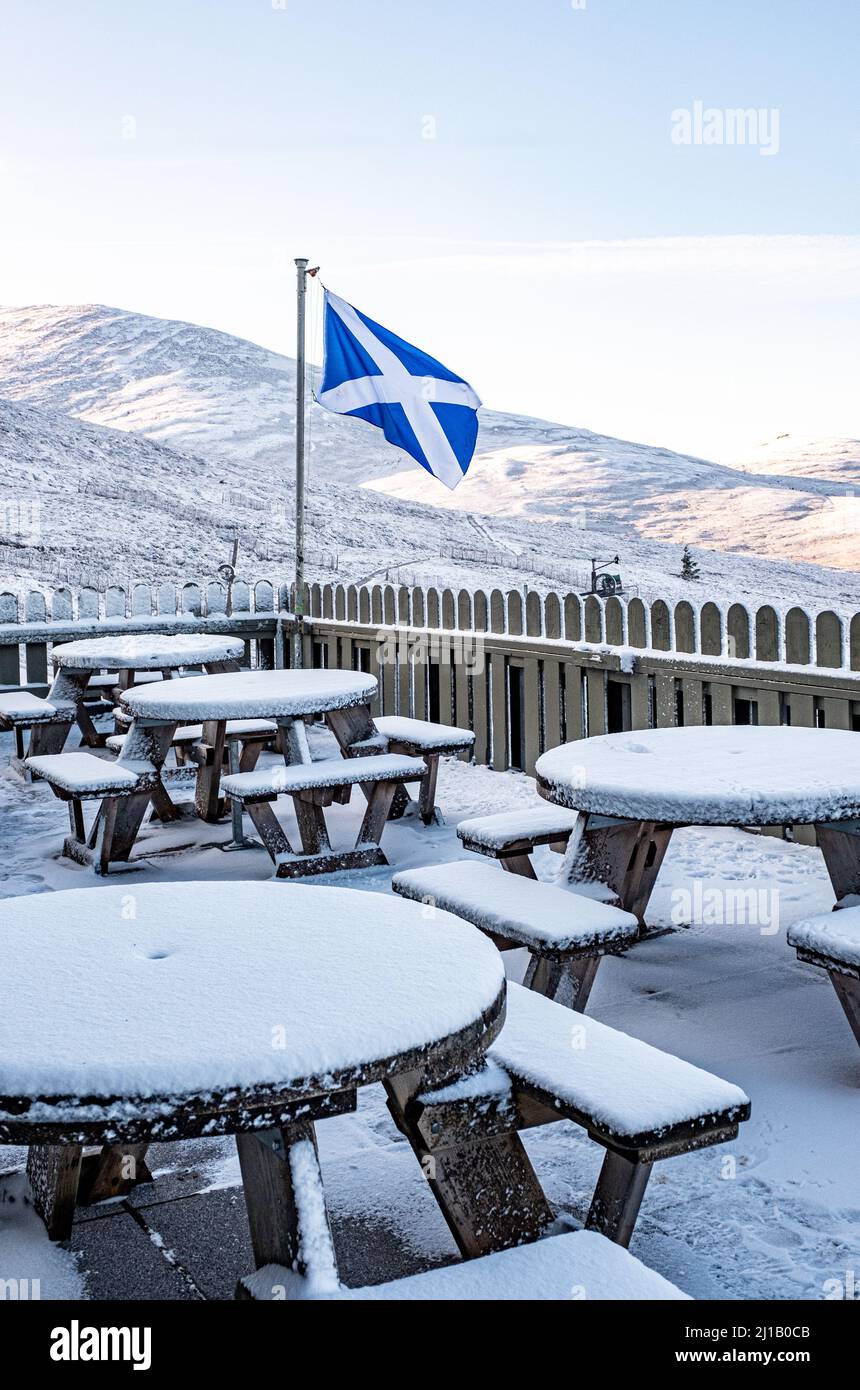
[26,747,172,874]
[222,753,425,804]
[238,1228,688,1301]
[375,715,476,824]
[0,692,74,727]
[0,691,79,764]
[458,805,580,877]
[25,751,158,797]
[106,718,277,755]
[407,981,750,1248]
[392,860,639,1009]
[788,906,860,1050]
[221,754,427,878]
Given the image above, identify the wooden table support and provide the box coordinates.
[814,819,860,904]
[384,1068,555,1259]
[563,813,674,928]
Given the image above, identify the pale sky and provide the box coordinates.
[0,0,857,461]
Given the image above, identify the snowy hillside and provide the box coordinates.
[0,303,858,608]
[732,434,860,486]
[367,431,860,573]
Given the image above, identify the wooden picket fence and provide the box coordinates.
[1,577,858,793]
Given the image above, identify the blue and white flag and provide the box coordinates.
[317,289,481,490]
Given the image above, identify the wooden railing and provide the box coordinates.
[1,579,857,788]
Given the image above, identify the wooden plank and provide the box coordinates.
[710,682,734,725]
[573,816,674,927]
[563,663,584,742]
[680,677,704,726]
[654,673,677,728]
[412,651,427,720]
[235,1122,337,1280]
[790,692,816,727]
[26,1145,83,1241]
[385,1070,554,1259]
[830,973,860,1048]
[25,641,49,687]
[523,658,541,774]
[454,661,469,745]
[78,1144,152,1205]
[757,688,782,726]
[586,1152,654,1248]
[542,659,562,753]
[585,668,606,737]
[0,642,19,686]
[490,652,508,771]
[471,667,489,765]
[630,673,651,731]
[815,821,860,902]
[819,697,850,730]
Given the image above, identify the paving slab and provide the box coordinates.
[71,1207,202,1301]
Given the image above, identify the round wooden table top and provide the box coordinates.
[52,633,245,671]
[122,667,378,722]
[536,726,860,827]
[0,882,505,1143]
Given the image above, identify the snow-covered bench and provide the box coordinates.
[26,745,175,874]
[237,1228,689,1301]
[26,750,161,798]
[107,717,277,760]
[0,692,78,762]
[788,907,860,1051]
[375,715,475,824]
[392,860,639,1009]
[458,806,581,878]
[408,981,751,1247]
[221,753,427,877]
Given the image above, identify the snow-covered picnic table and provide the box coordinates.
[51,633,245,674]
[0,880,511,1275]
[0,632,244,770]
[42,667,387,874]
[536,726,860,922]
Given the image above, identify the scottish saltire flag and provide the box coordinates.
[317,289,481,489]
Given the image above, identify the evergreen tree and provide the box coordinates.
[680,544,701,582]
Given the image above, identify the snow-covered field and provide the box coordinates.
[1,304,859,610]
[1,726,857,1301]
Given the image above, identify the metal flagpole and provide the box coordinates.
[293,256,309,668]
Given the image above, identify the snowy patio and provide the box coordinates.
[1,717,857,1302]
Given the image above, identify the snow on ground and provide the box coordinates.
[0,720,857,1300]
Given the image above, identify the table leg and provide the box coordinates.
[829,972,860,1047]
[327,704,411,819]
[523,954,600,1011]
[85,721,177,869]
[27,670,91,757]
[417,754,440,825]
[814,820,860,905]
[235,1123,338,1287]
[74,701,105,749]
[77,1144,153,1206]
[586,1151,654,1248]
[384,1069,554,1259]
[195,719,227,822]
[563,814,674,928]
[26,1145,83,1242]
[203,659,242,674]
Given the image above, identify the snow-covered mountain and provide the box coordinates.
[366,431,860,573]
[731,434,860,486]
[0,303,858,609]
